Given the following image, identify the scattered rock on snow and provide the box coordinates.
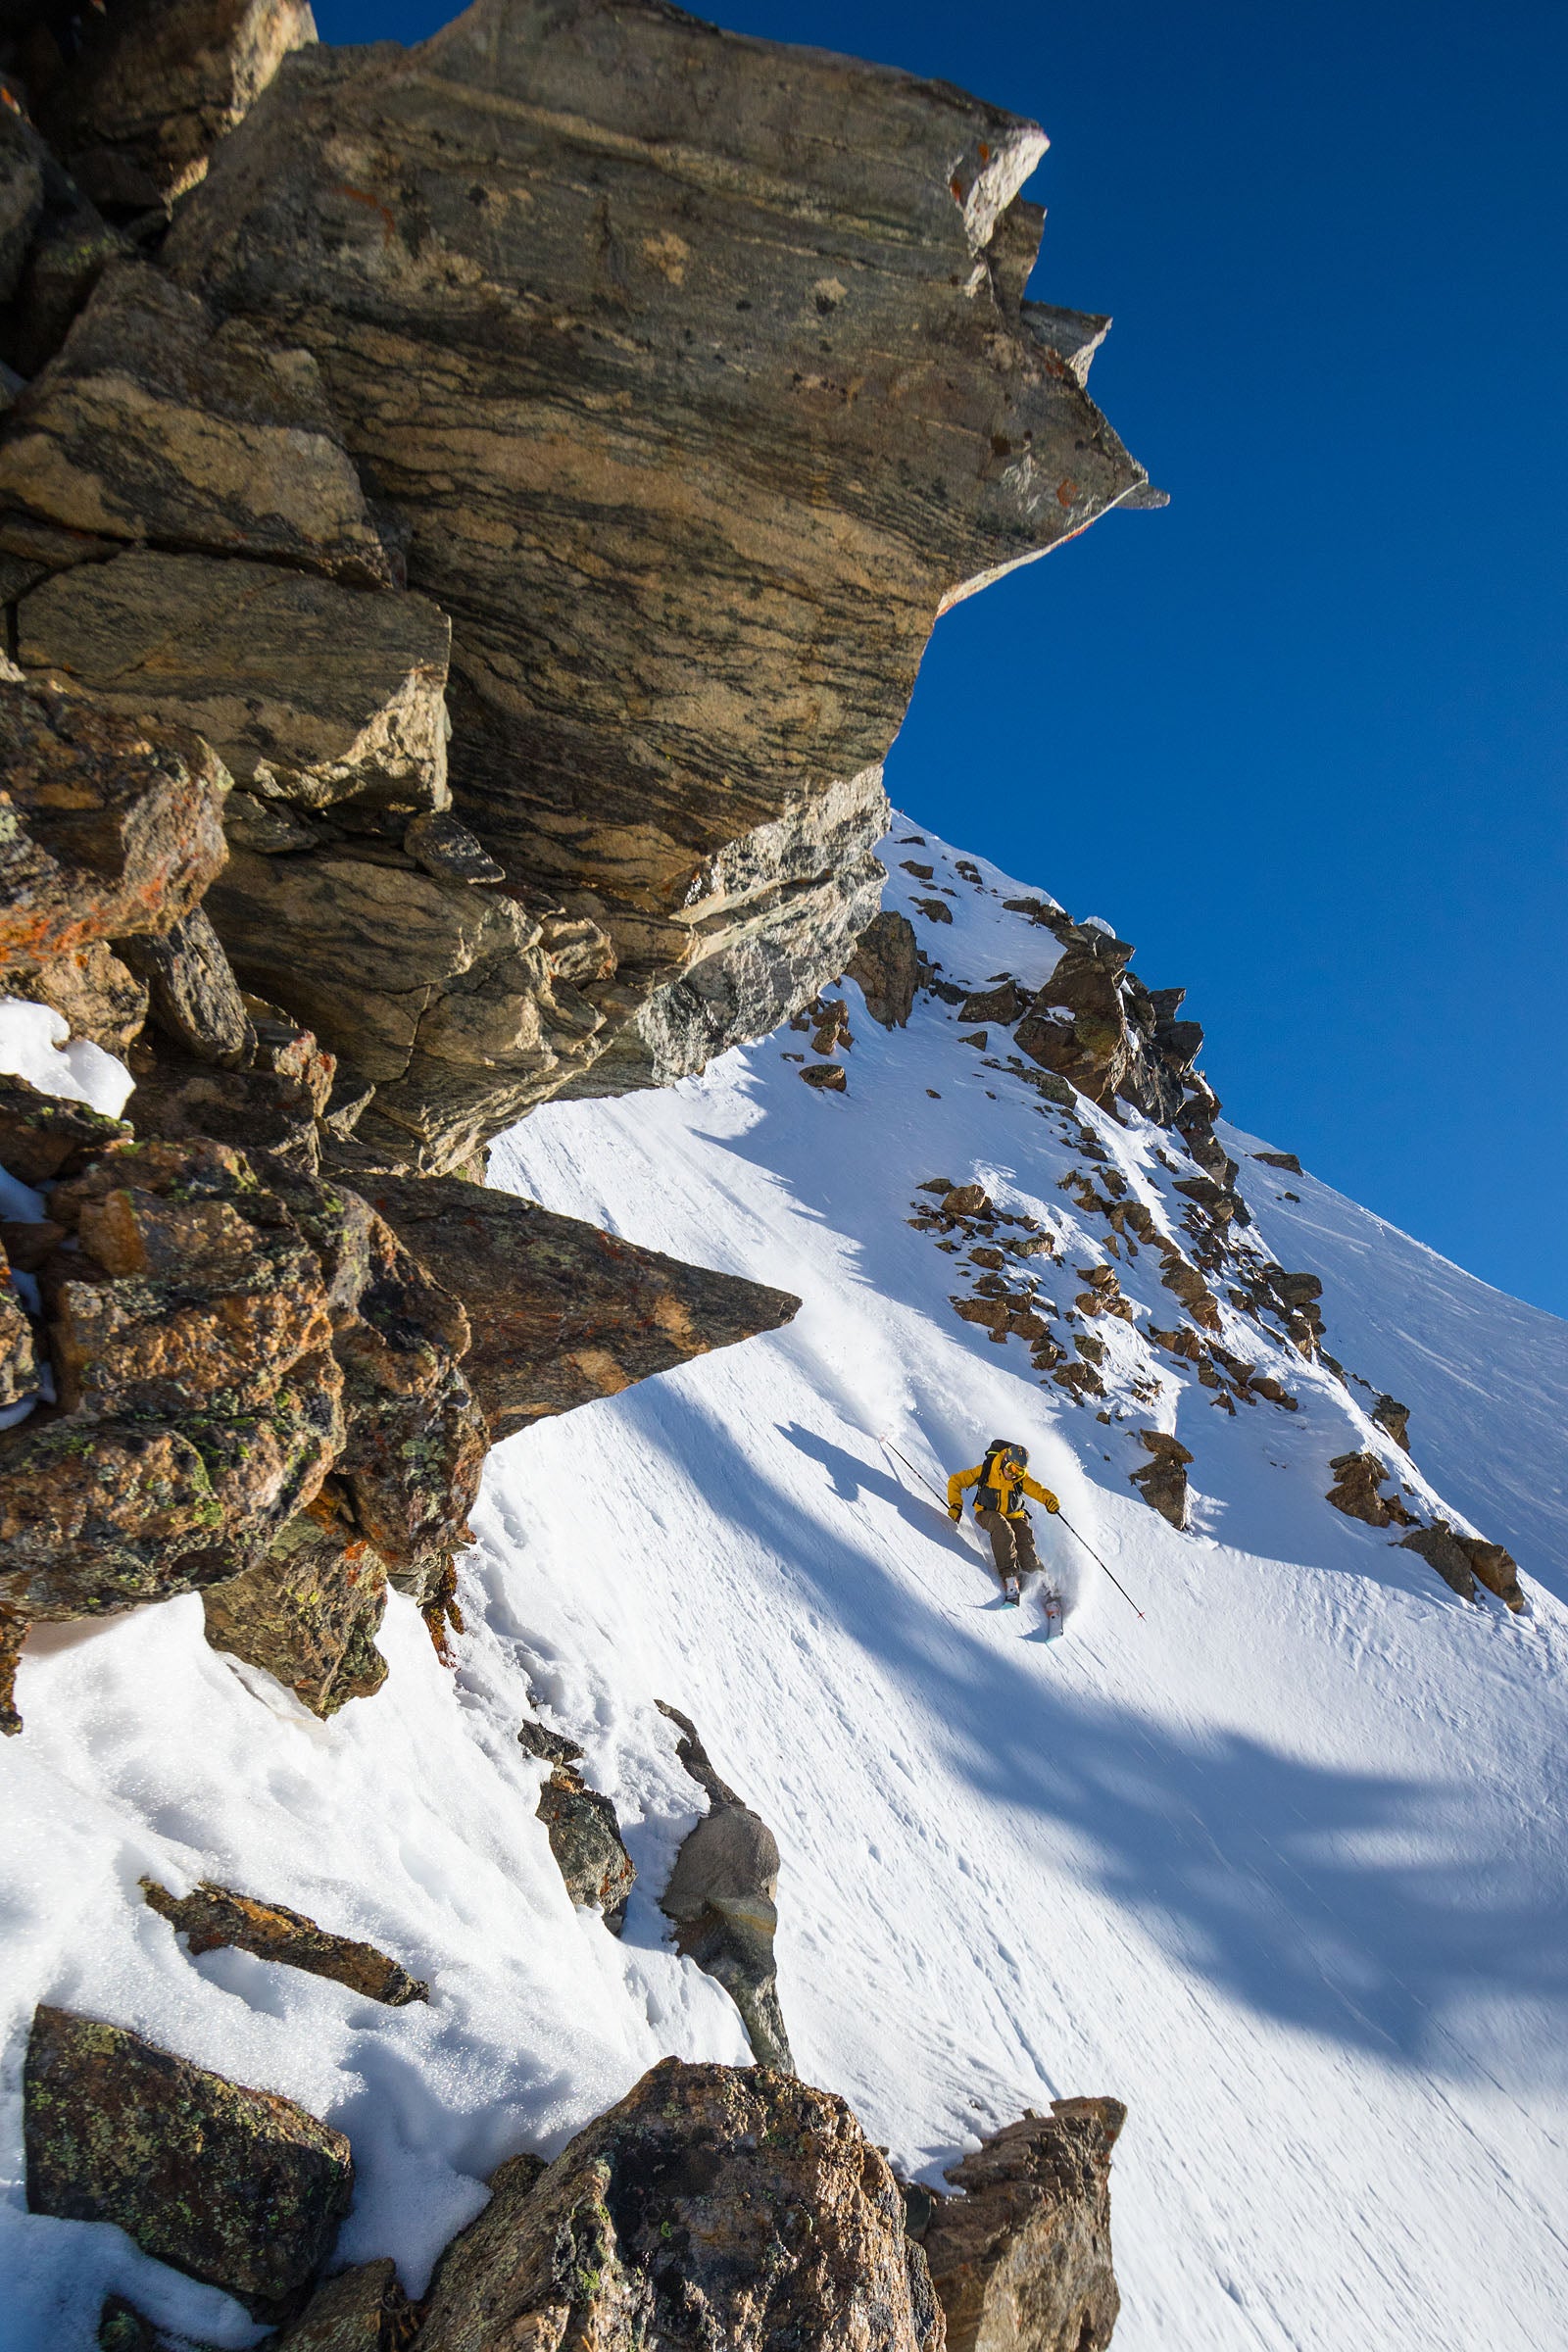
[802,1060,848,1091]
[1371,1394,1411,1449]
[1130,1432,1192,1529]
[141,1877,427,2005]
[1325,1452,1416,1530]
[415,2057,940,2352]
[535,1762,636,1935]
[24,2005,353,2320]
[1250,1150,1302,1175]
[845,908,920,1028]
[658,1700,793,2073]
[914,2098,1126,2352]
[1397,1523,1479,1602]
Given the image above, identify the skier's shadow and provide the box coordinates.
[775,1422,969,1554]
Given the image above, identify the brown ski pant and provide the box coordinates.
[976,1507,1042,1588]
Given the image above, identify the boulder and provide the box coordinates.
[0,264,394,583]
[1250,1150,1302,1175]
[658,1701,792,2073]
[1156,1249,1221,1334]
[141,1875,426,2003]
[802,1060,848,1092]
[164,0,1152,1114]
[846,907,921,1029]
[915,2099,1125,2352]
[24,2004,353,2320]
[0,1072,126,1183]
[36,0,318,210]
[0,1136,344,1621]
[415,2057,941,2352]
[535,1764,636,1934]
[1129,1432,1192,1529]
[0,671,228,984]
[960,979,1027,1025]
[361,1174,800,1442]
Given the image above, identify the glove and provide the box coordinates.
[948,1504,961,1522]
[1046,1494,1060,1514]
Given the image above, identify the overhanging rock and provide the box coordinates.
[164,0,1157,1146]
[362,1173,801,1440]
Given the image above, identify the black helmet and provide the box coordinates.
[990,1438,1027,1464]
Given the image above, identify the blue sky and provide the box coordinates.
[316,1,1567,1318]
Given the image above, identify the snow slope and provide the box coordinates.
[4,824,1566,2352]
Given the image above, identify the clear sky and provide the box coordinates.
[316,0,1568,1319]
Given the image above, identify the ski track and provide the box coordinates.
[2,820,1565,2350]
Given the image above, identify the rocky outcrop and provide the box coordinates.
[1398,1522,1479,1602]
[1324,1451,1416,1531]
[141,1875,427,2003]
[913,2100,1125,2352]
[0,1111,487,1721]
[1129,1431,1192,1529]
[1398,1521,1527,1612]
[846,908,922,1030]
[658,1701,792,2073]
[24,2004,353,2320]
[415,2057,942,2352]
[1371,1393,1410,1449]
[363,1174,800,1441]
[148,0,1154,1152]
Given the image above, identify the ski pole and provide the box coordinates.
[879,1438,988,1561]
[880,1436,948,1508]
[1055,1512,1145,1620]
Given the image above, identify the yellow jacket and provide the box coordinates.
[948,1457,1059,1520]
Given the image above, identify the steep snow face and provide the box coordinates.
[4,823,1566,2352]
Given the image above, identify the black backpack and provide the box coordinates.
[978,1440,1025,1515]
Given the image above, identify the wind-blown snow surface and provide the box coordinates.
[4,826,1567,2352]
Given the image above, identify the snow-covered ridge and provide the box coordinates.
[4,820,1565,2352]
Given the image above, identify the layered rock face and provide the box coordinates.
[142,0,1154,1152]
[415,2057,944,2352]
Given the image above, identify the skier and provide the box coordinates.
[947,1440,1060,1603]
